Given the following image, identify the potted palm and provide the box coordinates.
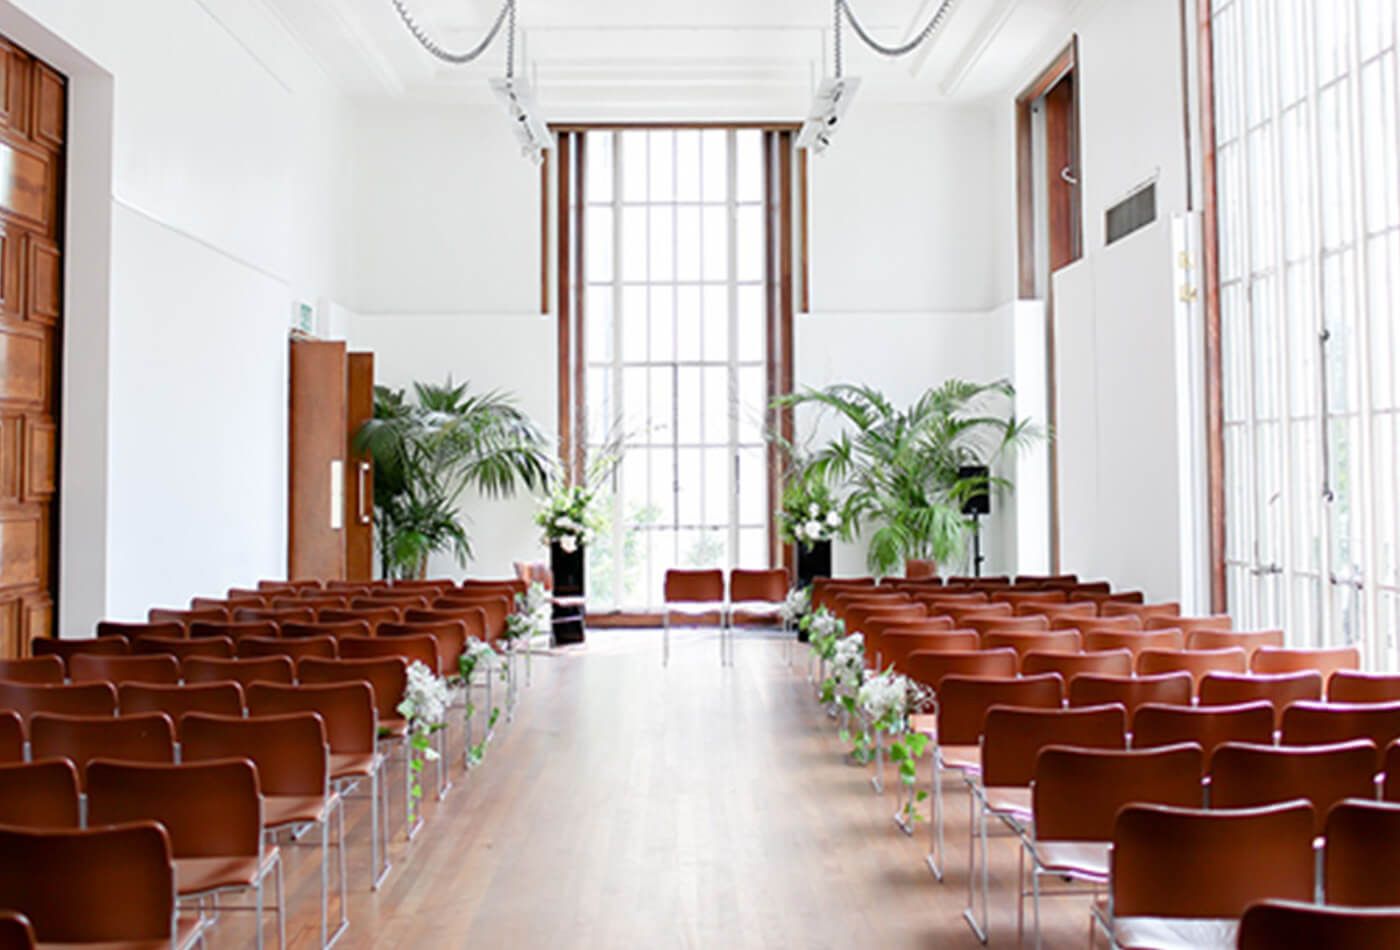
[354,380,551,579]
[777,379,1039,578]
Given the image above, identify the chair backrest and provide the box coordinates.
[1052,615,1144,634]
[935,674,1063,746]
[0,822,175,944]
[910,591,988,610]
[1082,628,1186,658]
[297,656,408,723]
[1186,627,1285,656]
[1021,649,1133,683]
[188,620,280,642]
[903,649,1018,692]
[1210,740,1378,835]
[1324,799,1400,907]
[1238,900,1400,950]
[381,620,467,673]
[964,615,1051,639]
[340,633,440,675]
[87,758,261,860]
[390,578,457,592]
[181,711,327,796]
[132,635,233,660]
[0,910,35,950]
[432,595,509,638]
[1280,700,1400,768]
[0,656,63,685]
[991,590,1068,607]
[1021,600,1097,621]
[0,759,80,828]
[1132,701,1275,765]
[1110,801,1315,918]
[460,578,528,597]
[246,681,376,756]
[880,631,981,673]
[232,606,317,625]
[95,621,184,641]
[1102,600,1179,620]
[30,636,130,663]
[282,620,372,642]
[269,594,348,612]
[318,606,402,631]
[1199,671,1324,728]
[117,682,245,721]
[845,601,922,631]
[226,587,273,602]
[192,595,264,612]
[1068,672,1192,714]
[257,579,323,593]
[1329,671,1400,704]
[0,681,117,725]
[1145,613,1232,634]
[148,606,227,628]
[0,710,20,762]
[662,569,726,603]
[322,582,374,596]
[68,653,180,687]
[729,568,788,604]
[1033,743,1204,842]
[941,604,1014,625]
[403,606,487,639]
[352,593,430,612]
[1251,645,1361,678]
[982,629,1080,666]
[980,704,1128,788]
[236,635,338,662]
[29,712,176,786]
[182,655,294,688]
[1135,647,1248,695]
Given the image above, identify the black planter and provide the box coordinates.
[550,541,586,598]
[795,539,832,589]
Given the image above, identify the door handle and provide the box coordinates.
[357,461,372,525]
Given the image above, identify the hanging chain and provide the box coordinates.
[838,0,958,59]
[389,0,515,66]
[833,0,844,78]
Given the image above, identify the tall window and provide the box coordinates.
[578,129,771,610]
[1208,0,1400,664]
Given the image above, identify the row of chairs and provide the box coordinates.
[661,568,789,667]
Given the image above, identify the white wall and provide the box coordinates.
[0,0,348,627]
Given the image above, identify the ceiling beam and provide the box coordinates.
[936,0,1020,95]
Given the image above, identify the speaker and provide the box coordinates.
[959,465,991,516]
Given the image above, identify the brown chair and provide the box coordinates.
[1083,628,1186,659]
[270,595,348,613]
[879,630,980,674]
[1325,799,1400,907]
[320,606,402,632]
[381,620,467,675]
[903,648,1018,693]
[1200,671,1325,729]
[1238,901,1400,950]
[297,657,408,733]
[352,593,429,613]
[1132,701,1275,765]
[0,822,195,948]
[389,579,456,593]
[0,759,81,827]
[182,655,294,688]
[459,578,528,597]
[96,620,184,641]
[662,569,726,667]
[1016,573,1079,586]
[1210,740,1377,835]
[728,567,789,628]
[192,595,264,612]
[910,590,988,609]
[915,674,1064,881]
[132,635,233,660]
[0,911,34,950]
[1385,740,1400,801]
[238,635,338,662]
[1186,627,1285,657]
[31,635,130,664]
[1329,670,1400,704]
[0,656,63,684]
[1023,744,1204,945]
[86,758,282,939]
[68,653,180,686]
[149,606,228,628]
[233,606,317,626]
[403,606,487,640]
[117,682,245,721]
[1280,700,1400,769]
[29,712,176,786]
[283,620,372,642]
[942,604,1015,626]
[1021,649,1133,683]
[189,619,280,642]
[1098,801,1315,947]
[227,587,273,602]
[982,629,1080,668]
[963,615,1051,640]
[1145,613,1231,635]
[257,579,323,593]
[340,634,440,674]
[1053,615,1143,634]
[322,582,374,596]
[1068,672,1193,715]
[1251,645,1361,679]
[1021,600,1096,621]
[0,681,117,726]
[0,710,21,761]
[1067,581,1112,596]
[1101,600,1179,620]
[432,594,510,642]
[864,614,950,665]
[991,590,1067,608]
[246,681,389,888]
[965,704,1128,940]
[181,712,345,946]
[1135,647,1248,696]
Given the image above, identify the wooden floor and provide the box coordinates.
[213,629,1094,949]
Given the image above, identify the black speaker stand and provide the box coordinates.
[969,514,985,578]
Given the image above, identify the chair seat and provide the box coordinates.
[176,849,278,897]
[1098,909,1238,950]
[263,794,331,828]
[984,786,1032,820]
[937,744,981,774]
[1034,840,1109,880]
[330,751,380,781]
[911,714,937,736]
[42,914,203,950]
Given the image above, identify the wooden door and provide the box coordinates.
[0,41,64,657]
[288,339,347,581]
[1044,73,1081,271]
[345,352,374,580]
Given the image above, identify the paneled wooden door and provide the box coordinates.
[345,352,374,581]
[0,40,64,657]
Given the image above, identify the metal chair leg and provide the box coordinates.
[663,610,671,667]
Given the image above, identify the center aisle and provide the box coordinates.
[265,628,1089,948]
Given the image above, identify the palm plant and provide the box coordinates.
[776,379,1040,577]
[354,379,551,579]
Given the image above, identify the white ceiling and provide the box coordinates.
[266,0,1087,117]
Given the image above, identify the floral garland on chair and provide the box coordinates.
[503,581,552,645]
[857,668,935,826]
[397,660,449,825]
[458,637,503,766]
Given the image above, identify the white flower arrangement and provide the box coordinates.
[778,482,847,550]
[828,632,866,701]
[858,669,933,730]
[778,586,811,625]
[458,637,499,679]
[536,484,600,552]
[397,659,450,822]
[503,581,552,643]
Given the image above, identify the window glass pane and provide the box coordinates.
[621,206,647,282]
[648,130,674,203]
[621,285,646,363]
[586,286,613,364]
[702,206,728,281]
[703,448,728,525]
[703,285,728,363]
[676,286,702,362]
[736,204,764,283]
[702,366,728,444]
[621,131,647,203]
[737,285,765,363]
[736,130,763,203]
[649,286,674,363]
[649,206,674,282]
[676,206,701,282]
[585,207,613,283]
[585,132,613,204]
[701,130,727,203]
[675,131,701,203]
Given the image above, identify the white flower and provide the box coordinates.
[826,511,841,528]
[779,587,811,624]
[399,660,449,733]
[808,503,820,517]
[830,633,867,698]
[804,519,823,539]
[559,534,578,553]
